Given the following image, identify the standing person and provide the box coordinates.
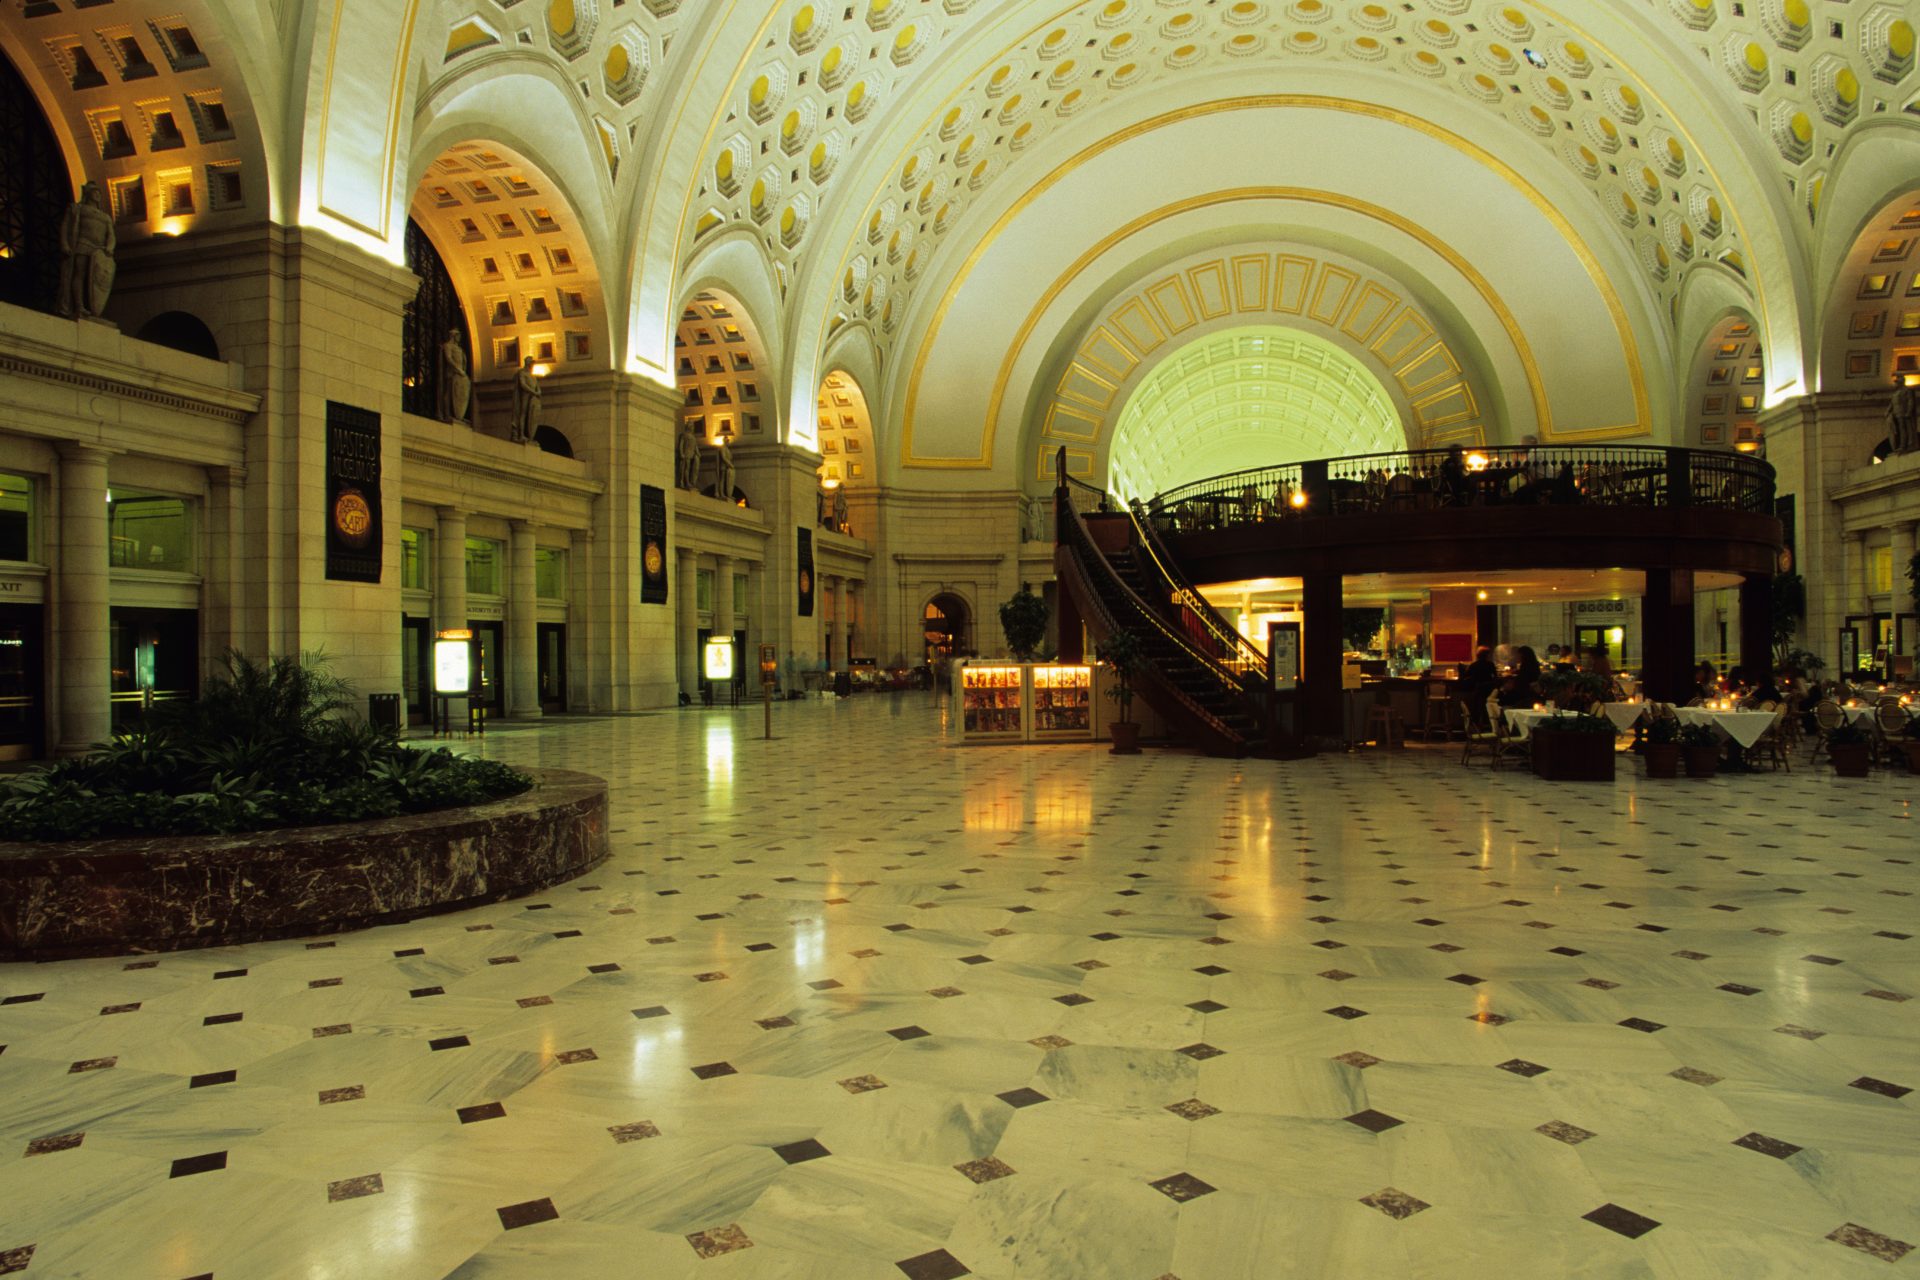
[1439,444,1471,507]
[1461,646,1498,728]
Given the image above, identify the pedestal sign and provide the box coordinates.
[760,642,778,740]
[433,628,473,736]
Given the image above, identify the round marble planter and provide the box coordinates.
[0,768,608,960]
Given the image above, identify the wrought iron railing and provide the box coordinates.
[1053,453,1260,739]
[1127,500,1267,686]
[1144,445,1774,535]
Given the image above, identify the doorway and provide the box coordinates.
[401,617,431,724]
[923,593,970,665]
[468,620,504,717]
[109,607,198,730]
[0,604,44,761]
[1574,624,1626,667]
[538,622,567,712]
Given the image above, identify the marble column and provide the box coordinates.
[434,507,468,635]
[1300,571,1343,739]
[568,527,592,712]
[507,521,540,718]
[677,548,699,699]
[829,575,847,671]
[202,464,246,676]
[744,561,763,652]
[846,580,862,663]
[54,444,111,755]
[712,555,735,642]
[1891,523,1915,654]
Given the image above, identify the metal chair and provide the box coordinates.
[1808,699,1844,765]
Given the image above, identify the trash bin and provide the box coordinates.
[368,692,401,732]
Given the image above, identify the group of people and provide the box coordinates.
[1457,642,1622,719]
[1437,440,1581,509]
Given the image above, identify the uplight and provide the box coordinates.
[1288,490,1308,509]
[1466,452,1489,471]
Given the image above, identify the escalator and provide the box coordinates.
[1052,458,1271,757]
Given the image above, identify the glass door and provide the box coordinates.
[467,621,504,716]
[537,622,567,712]
[0,604,44,761]
[109,607,198,731]
[401,617,431,724]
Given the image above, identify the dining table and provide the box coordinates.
[1598,701,1646,733]
[1674,706,1779,748]
[1842,703,1917,729]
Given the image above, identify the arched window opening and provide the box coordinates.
[402,217,472,421]
[0,45,71,315]
[135,311,220,361]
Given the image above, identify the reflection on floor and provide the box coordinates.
[1,695,1915,1279]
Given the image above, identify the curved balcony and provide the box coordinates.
[1142,445,1781,583]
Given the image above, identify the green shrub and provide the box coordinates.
[0,651,530,842]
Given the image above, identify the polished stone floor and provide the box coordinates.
[1,694,1916,1279]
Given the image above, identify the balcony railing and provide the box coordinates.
[1142,446,1774,536]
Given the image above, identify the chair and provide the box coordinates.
[1460,699,1499,767]
[1486,696,1530,769]
[1808,699,1844,765]
[1750,708,1791,772]
[1366,703,1404,750]
[1874,702,1911,766]
[1420,682,1463,742]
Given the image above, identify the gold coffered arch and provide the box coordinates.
[899,96,1655,470]
[1033,248,1489,485]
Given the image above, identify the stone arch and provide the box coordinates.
[1023,240,1501,491]
[1816,176,1920,393]
[1678,308,1768,453]
[920,589,974,664]
[404,133,612,387]
[674,287,774,453]
[135,311,221,361]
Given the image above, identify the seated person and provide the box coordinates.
[1460,646,1498,726]
[1495,673,1534,709]
[1547,463,1580,504]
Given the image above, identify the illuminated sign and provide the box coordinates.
[704,636,735,682]
[434,637,471,694]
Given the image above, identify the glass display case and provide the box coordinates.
[954,662,1096,743]
[1031,665,1093,739]
[959,663,1024,739]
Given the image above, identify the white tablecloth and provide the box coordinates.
[1675,707,1778,748]
[1843,704,1917,729]
[1599,702,1645,733]
[1503,709,1593,741]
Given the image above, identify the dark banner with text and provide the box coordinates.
[325,401,382,583]
[797,527,815,618]
[640,484,668,604]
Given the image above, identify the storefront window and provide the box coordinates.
[0,473,31,562]
[108,488,194,572]
[465,536,502,596]
[400,528,429,590]
[535,547,568,600]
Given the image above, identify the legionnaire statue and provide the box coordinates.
[818,485,835,527]
[438,330,471,425]
[678,423,703,491]
[510,357,540,444]
[833,485,849,534]
[59,182,117,320]
[1888,374,1920,456]
[715,440,737,502]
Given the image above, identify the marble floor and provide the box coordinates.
[1,694,1916,1279]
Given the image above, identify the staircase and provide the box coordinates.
[1052,463,1270,757]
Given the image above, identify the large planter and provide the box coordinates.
[1901,741,1920,775]
[1109,720,1142,755]
[0,767,607,960]
[1682,745,1720,778]
[1530,729,1616,781]
[1644,742,1680,779]
[1830,743,1872,778]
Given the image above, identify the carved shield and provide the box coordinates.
[89,250,116,308]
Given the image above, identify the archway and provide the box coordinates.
[1681,313,1766,453]
[923,593,971,666]
[1820,189,1920,392]
[134,311,221,361]
[676,289,772,501]
[1107,326,1409,502]
[814,370,875,534]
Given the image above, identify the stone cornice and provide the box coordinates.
[0,303,259,426]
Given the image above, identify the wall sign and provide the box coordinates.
[1268,621,1300,693]
[325,401,382,582]
[797,527,815,618]
[640,483,668,605]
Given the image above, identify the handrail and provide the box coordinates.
[1054,452,1255,743]
[1147,444,1774,535]
[1128,498,1267,685]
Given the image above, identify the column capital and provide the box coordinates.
[509,518,534,536]
[57,441,116,464]
[436,504,468,522]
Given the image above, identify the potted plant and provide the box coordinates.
[1900,720,1920,775]
[1826,721,1872,777]
[1644,716,1681,778]
[1679,723,1721,777]
[1096,627,1145,755]
[1529,713,1617,781]
[998,586,1049,662]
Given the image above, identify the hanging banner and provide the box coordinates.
[640,483,668,605]
[797,527,815,618]
[325,401,382,583]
